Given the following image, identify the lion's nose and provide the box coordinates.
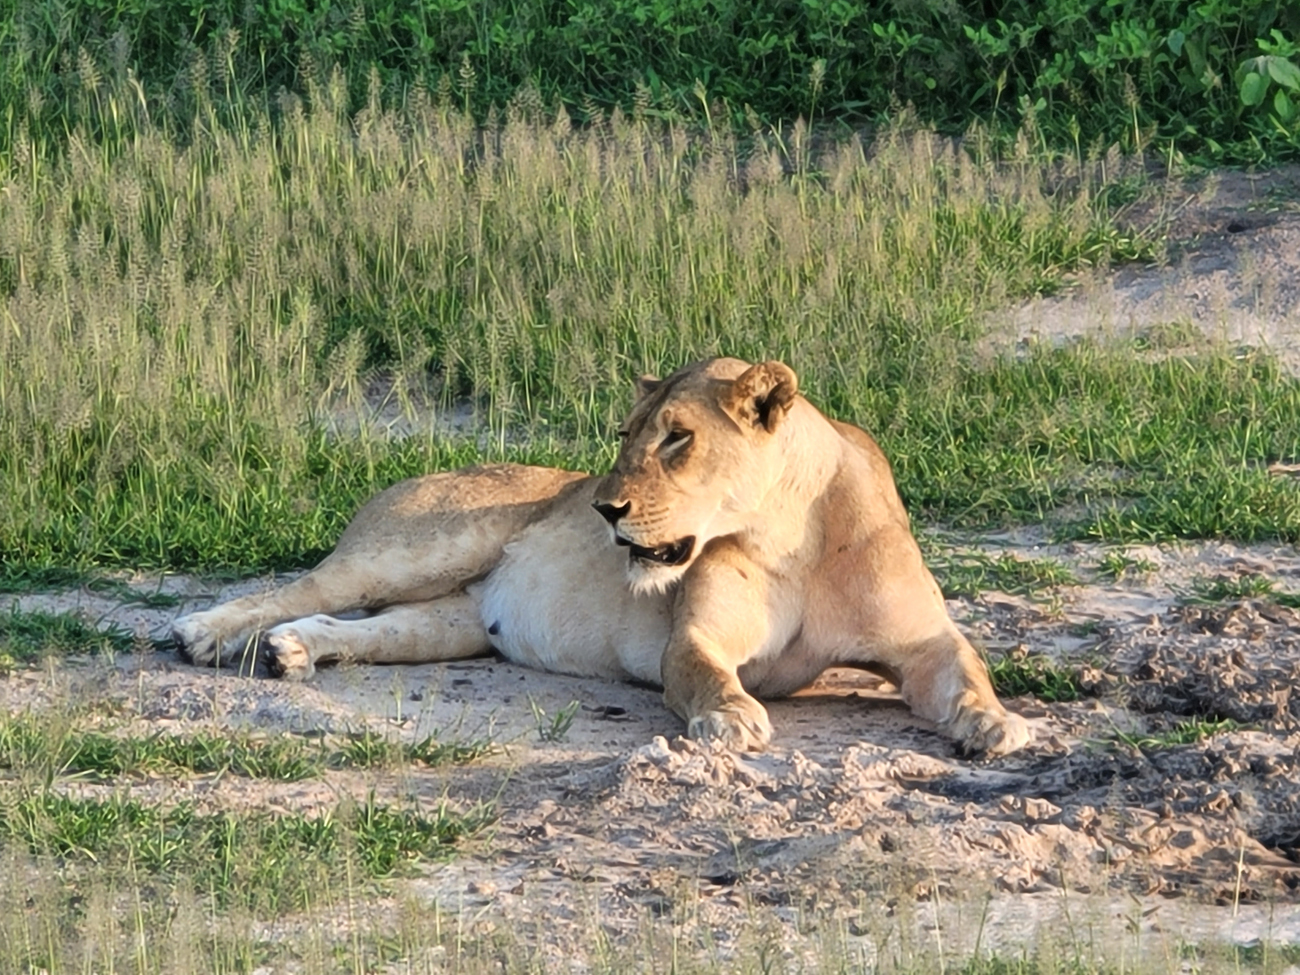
[592,500,631,526]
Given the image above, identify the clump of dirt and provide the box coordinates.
[1083,599,1300,728]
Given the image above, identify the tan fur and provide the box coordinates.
[174,358,1029,757]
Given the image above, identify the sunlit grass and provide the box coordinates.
[929,550,1078,600]
[0,836,1285,974]
[0,719,320,780]
[0,788,486,915]
[23,64,1294,574]
[5,58,1297,975]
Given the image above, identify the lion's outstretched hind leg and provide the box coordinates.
[261,593,489,680]
[887,626,1030,758]
[173,464,583,669]
[172,556,419,669]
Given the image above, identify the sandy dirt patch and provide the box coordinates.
[995,166,1300,374]
[6,530,1300,954]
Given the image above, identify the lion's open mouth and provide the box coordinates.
[615,534,695,567]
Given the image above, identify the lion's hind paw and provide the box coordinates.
[261,626,315,681]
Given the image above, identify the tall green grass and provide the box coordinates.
[2,67,1297,575]
[0,840,1289,974]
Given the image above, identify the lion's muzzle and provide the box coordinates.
[593,499,695,568]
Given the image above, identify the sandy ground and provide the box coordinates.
[8,531,1300,955]
[995,165,1300,374]
[4,168,1300,960]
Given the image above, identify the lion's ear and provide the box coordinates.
[725,361,799,432]
[634,375,662,402]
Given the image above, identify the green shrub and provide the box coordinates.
[1,0,1298,160]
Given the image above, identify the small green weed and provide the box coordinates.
[335,729,495,769]
[336,729,405,768]
[932,551,1078,600]
[1096,549,1158,581]
[528,697,582,743]
[351,792,475,876]
[1184,574,1300,606]
[0,607,137,662]
[1196,573,1277,601]
[987,651,1082,703]
[1111,718,1240,751]
[407,735,496,767]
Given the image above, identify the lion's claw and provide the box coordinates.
[686,699,772,752]
[950,707,1030,758]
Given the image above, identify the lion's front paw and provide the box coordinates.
[949,705,1030,758]
[686,696,772,752]
[262,626,315,681]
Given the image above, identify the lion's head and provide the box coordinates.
[591,358,800,594]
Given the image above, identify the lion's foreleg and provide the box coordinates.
[661,628,773,751]
[262,593,490,680]
[885,627,1029,757]
[661,553,788,751]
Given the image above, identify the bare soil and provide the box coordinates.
[998,165,1300,374]
[9,531,1300,954]
[5,169,1300,958]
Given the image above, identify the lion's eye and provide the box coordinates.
[616,429,629,440]
[661,429,692,451]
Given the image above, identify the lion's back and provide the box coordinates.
[334,464,588,556]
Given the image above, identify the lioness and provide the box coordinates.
[174,358,1029,756]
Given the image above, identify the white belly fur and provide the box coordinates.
[472,492,672,685]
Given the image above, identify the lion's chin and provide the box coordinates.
[627,559,688,596]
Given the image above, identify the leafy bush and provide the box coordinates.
[1,0,1298,159]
